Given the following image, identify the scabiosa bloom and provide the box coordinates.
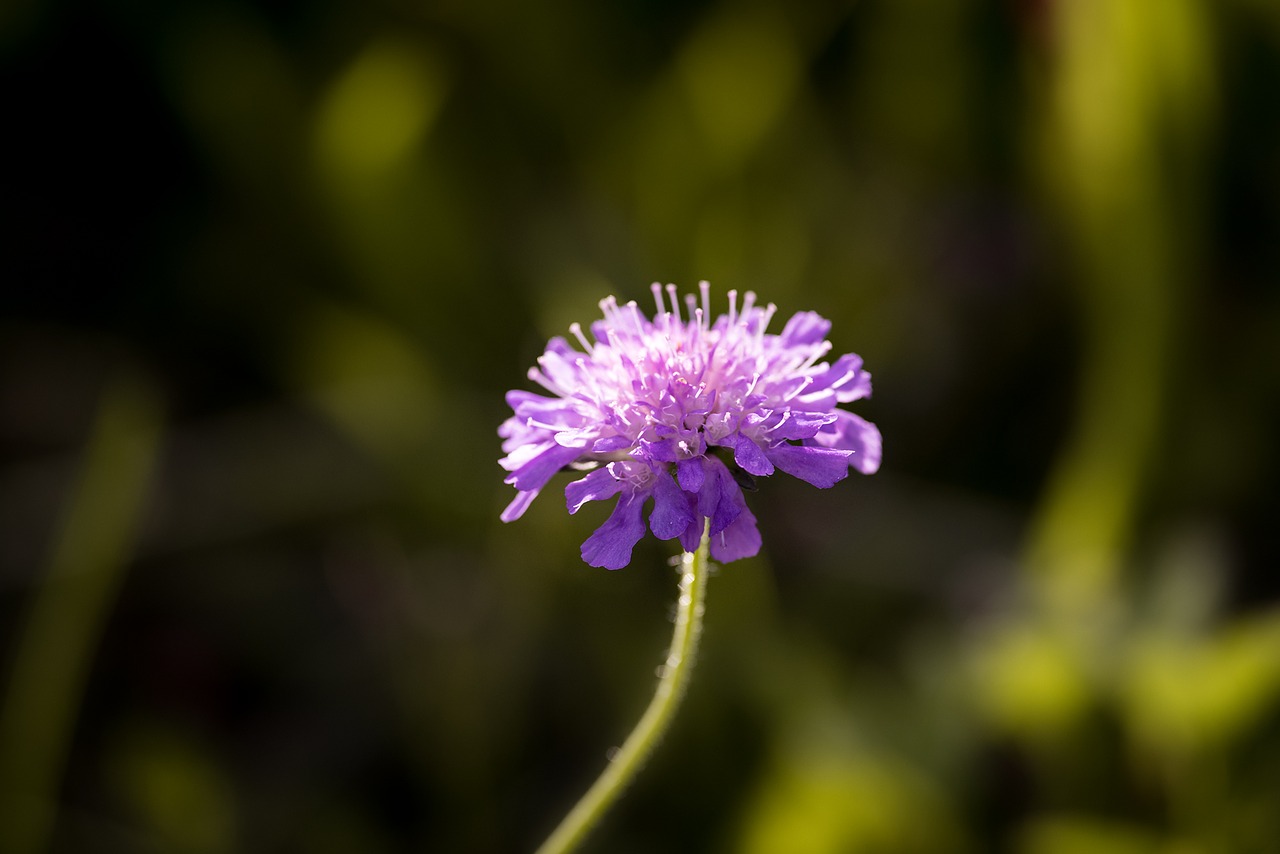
[499,282,881,569]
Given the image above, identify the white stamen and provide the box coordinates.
[665,283,682,322]
[800,340,834,370]
[527,366,567,397]
[760,303,777,335]
[625,300,644,334]
[569,322,593,353]
[650,282,665,316]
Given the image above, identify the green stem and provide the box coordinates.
[0,376,162,854]
[535,522,712,854]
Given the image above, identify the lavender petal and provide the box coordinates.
[733,433,775,477]
[766,443,853,488]
[581,492,649,570]
[566,467,623,514]
[710,502,761,562]
[649,467,695,540]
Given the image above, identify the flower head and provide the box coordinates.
[499,282,881,569]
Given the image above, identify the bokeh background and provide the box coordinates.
[3,0,1280,851]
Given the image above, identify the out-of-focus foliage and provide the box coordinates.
[2,0,1279,851]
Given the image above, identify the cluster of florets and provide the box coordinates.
[499,282,881,569]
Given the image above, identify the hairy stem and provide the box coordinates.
[535,522,712,854]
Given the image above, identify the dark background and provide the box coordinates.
[3,0,1280,851]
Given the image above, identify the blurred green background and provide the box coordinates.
[3,0,1280,851]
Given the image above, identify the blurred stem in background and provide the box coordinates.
[0,375,164,854]
[1028,0,1213,609]
[972,0,1216,759]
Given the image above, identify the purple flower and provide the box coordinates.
[499,283,881,569]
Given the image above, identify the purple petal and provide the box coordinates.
[794,388,837,410]
[501,441,583,492]
[499,414,545,452]
[554,426,600,447]
[592,434,632,453]
[677,457,704,492]
[812,410,882,474]
[533,348,583,394]
[589,319,611,345]
[501,488,540,522]
[504,388,556,412]
[766,443,852,488]
[507,390,587,427]
[566,467,623,514]
[779,311,831,346]
[544,336,578,358]
[710,503,761,562]
[678,518,703,553]
[733,433,775,477]
[581,492,648,570]
[640,437,680,463]
[707,458,744,535]
[677,457,727,548]
[649,467,695,540]
[806,353,864,394]
[771,410,837,441]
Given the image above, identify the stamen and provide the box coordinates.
[727,289,738,326]
[779,375,813,402]
[699,280,711,323]
[650,282,666,317]
[756,303,777,348]
[625,300,644,334]
[599,295,619,327]
[760,303,777,334]
[528,366,567,397]
[800,340,834,371]
[665,283,682,322]
[569,322,594,353]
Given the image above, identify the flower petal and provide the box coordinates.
[812,410,882,474]
[640,437,681,463]
[506,389,586,428]
[566,467,623,514]
[581,492,648,570]
[677,457,704,493]
[771,410,837,441]
[500,488,540,522]
[591,434,632,453]
[501,441,584,492]
[707,458,744,535]
[678,517,704,553]
[711,502,761,562]
[779,311,831,346]
[733,433,775,477]
[808,353,869,399]
[649,467,695,540]
[766,443,852,488]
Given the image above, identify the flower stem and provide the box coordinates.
[535,522,712,854]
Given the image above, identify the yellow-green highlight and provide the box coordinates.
[0,376,164,854]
